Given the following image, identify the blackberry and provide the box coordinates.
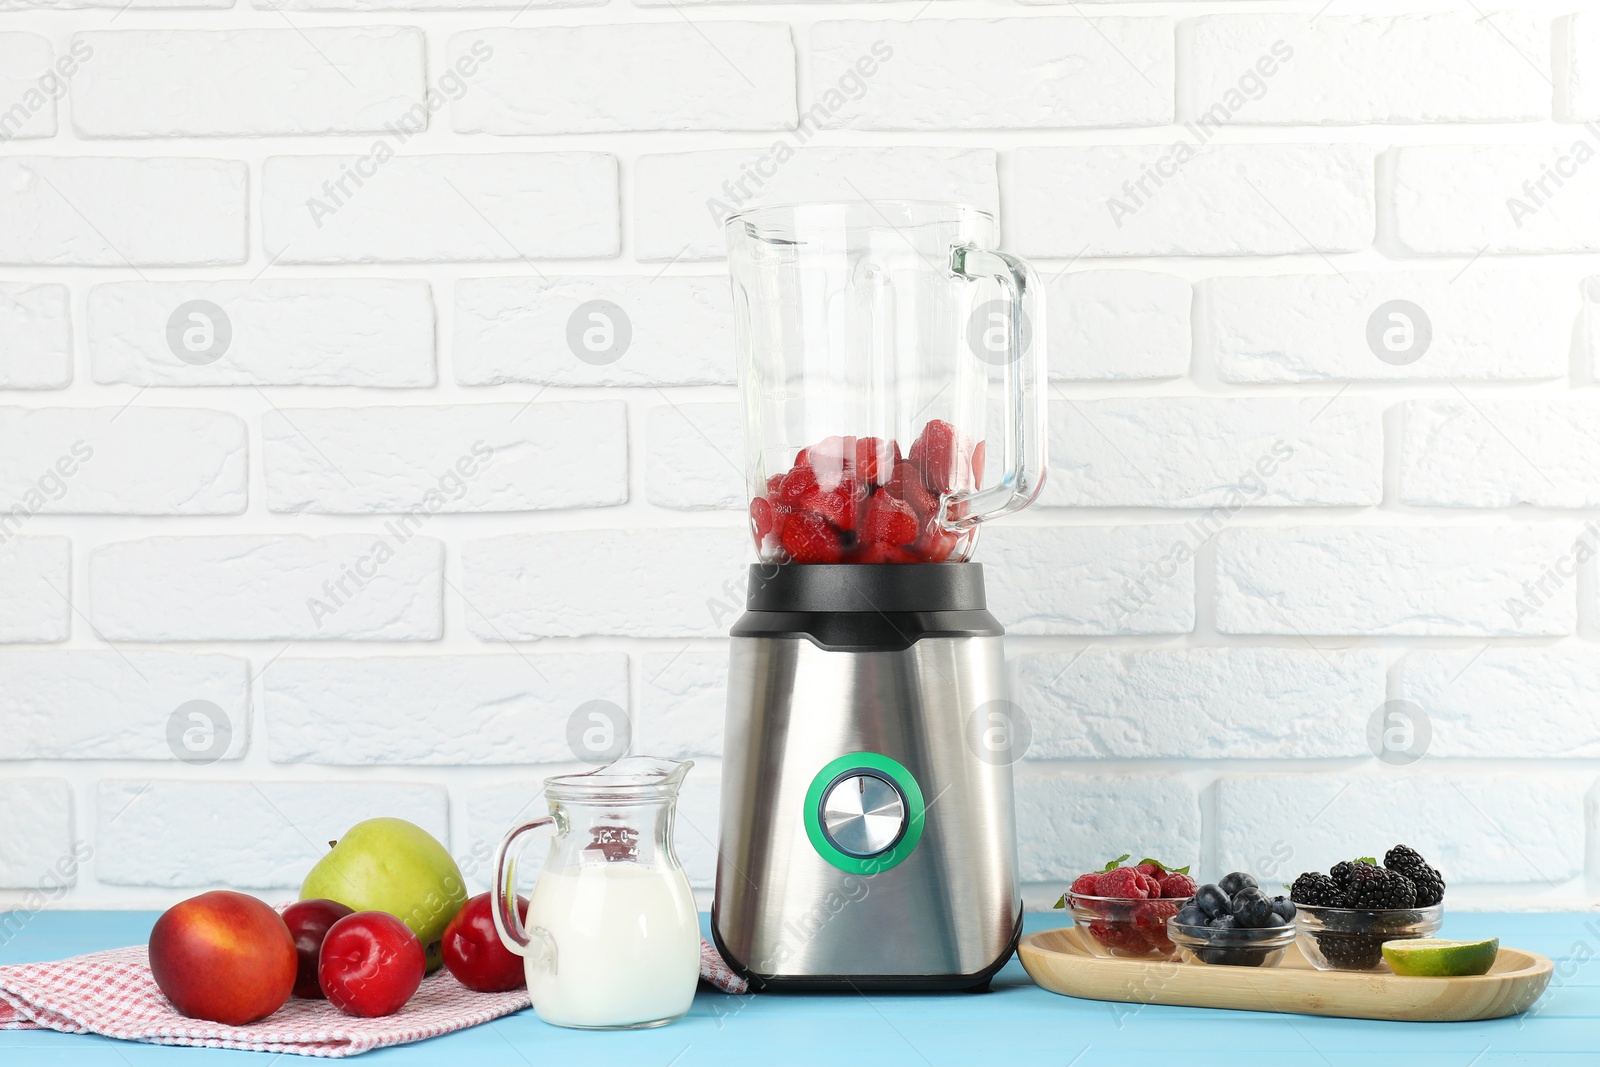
[1312,931,1385,970]
[1384,844,1445,907]
[1290,871,1345,907]
[1346,862,1417,910]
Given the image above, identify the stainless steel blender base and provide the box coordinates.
[712,631,1022,990]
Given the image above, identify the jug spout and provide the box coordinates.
[549,756,694,798]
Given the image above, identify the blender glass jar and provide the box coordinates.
[725,200,1046,564]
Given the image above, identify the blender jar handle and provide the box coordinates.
[491,816,559,975]
[944,246,1048,530]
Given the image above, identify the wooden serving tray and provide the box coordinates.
[1018,925,1552,1023]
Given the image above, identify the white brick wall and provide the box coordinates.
[808,18,1173,130]
[0,538,70,642]
[264,654,629,764]
[261,402,628,513]
[2,4,1598,915]
[0,284,71,388]
[0,158,247,266]
[1037,397,1382,508]
[453,276,733,386]
[1010,144,1375,257]
[89,535,444,640]
[88,280,436,387]
[0,651,248,759]
[0,32,55,140]
[1184,14,1551,124]
[261,153,619,263]
[1389,144,1600,254]
[451,25,797,134]
[72,29,426,137]
[1198,271,1578,382]
[0,407,245,514]
[1560,14,1600,122]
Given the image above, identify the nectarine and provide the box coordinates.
[148,891,296,1025]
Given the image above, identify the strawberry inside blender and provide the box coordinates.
[750,419,985,564]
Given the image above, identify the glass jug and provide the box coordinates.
[726,200,1047,564]
[491,757,699,1030]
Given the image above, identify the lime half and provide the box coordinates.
[1382,937,1500,977]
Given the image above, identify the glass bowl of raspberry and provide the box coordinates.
[1067,895,1182,961]
[1294,904,1444,971]
[1167,917,1297,968]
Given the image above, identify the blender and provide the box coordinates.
[712,201,1047,990]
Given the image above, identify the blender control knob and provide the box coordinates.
[819,772,907,858]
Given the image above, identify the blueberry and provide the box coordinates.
[1270,896,1297,925]
[1207,913,1237,930]
[1175,905,1206,927]
[1232,889,1274,929]
[1218,871,1258,897]
[1195,884,1231,919]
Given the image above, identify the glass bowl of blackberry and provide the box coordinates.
[1168,871,1298,966]
[1067,894,1182,960]
[1290,846,1448,972]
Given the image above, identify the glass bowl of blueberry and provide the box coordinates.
[1290,846,1447,971]
[1168,871,1298,967]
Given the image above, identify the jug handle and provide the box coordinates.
[945,245,1048,530]
[491,816,559,976]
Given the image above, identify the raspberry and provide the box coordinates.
[1384,845,1445,907]
[1096,867,1153,900]
[862,488,917,548]
[971,439,986,483]
[1158,872,1198,899]
[779,511,842,564]
[1133,898,1179,926]
[1069,872,1102,896]
[1131,862,1162,881]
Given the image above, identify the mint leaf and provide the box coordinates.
[1100,853,1131,872]
[1052,893,1067,910]
[1137,858,1192,875]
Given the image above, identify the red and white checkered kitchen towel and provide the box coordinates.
[0,939,749,1057]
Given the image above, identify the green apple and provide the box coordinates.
[301,818,468,973]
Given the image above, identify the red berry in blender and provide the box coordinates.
[780,511,844,564]
[854,436,900,486]
[862,488,917,547]
[909,418,968,494]
[777,465,817,509]
[887,460,938,522]
[804,475,862,532]
[750,496,774,542]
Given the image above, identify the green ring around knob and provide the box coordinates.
[803,752,926,875]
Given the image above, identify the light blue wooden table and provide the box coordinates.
[1,911,1593,1065]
